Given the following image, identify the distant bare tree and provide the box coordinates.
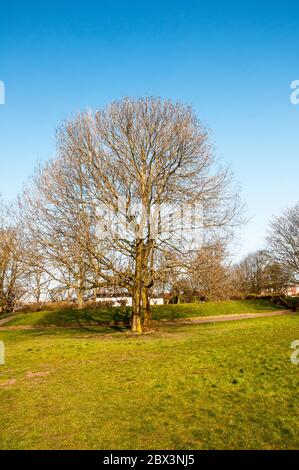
[155,239,235,302]
[266,204,299,278]
[262,261,292,294]
[233,249,292,296]
[189,241,233,300]
[19,160,108,308]
[0,199,24,313]
[21,264,51,308]
[234,250,268,296]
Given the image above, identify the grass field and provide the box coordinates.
[152,299,284,320]
[0,305,299,449]
[2,299,284,328]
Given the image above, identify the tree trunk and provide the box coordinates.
[67,288,72,302]
[131,284,142,333]
[76,289,84,309]
[142,285,151,328]
[131,239,154,332]
[131,240,143,333]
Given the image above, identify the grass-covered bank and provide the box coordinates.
[1,299,284,328]
[0,314,298,449]
[152,299,284,320]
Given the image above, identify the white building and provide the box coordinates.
[96,295,164,307]
[285,285,299,297]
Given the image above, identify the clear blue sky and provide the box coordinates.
[0,0,298,259]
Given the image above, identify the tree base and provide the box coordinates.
[131,315,142,334]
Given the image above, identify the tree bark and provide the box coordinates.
[131,240,143,333]
[131,284,142,333]
[76,288,84,309]
[132,238,154,331]
[142,285,151,328]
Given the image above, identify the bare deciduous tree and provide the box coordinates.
[233,249,292,296]
[266,204,299,278]
[56,97,241,332]
[189,241,234,300]
[0,199,24,313]
[19,160,105,308]
[233,250,268,296]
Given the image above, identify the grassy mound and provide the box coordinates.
[152,299,284,320]
[0,299,285,328]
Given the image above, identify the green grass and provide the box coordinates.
[2,306,115,327]
[152,299,284,320]
[0,314,299,449]
[2,299,284,327]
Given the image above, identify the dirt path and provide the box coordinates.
[0,315,18,327]
[161,310,292,325]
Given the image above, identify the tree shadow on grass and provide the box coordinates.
[21,305,132,335]
[13,324,127,341]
